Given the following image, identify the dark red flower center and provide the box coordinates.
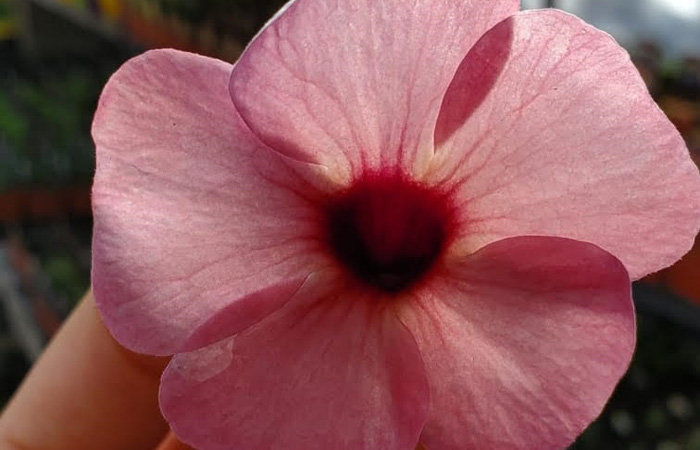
[325,172,455,294]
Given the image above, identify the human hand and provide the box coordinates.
[0,291,191,450]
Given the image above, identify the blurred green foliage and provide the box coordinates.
[42,254,89,309]
[129,0,288,40]
[0,68,104,189]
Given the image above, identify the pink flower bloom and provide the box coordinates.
[91,1,700,449]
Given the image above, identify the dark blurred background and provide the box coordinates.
[0,1,698,449]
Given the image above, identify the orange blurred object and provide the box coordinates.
[666,234,700,305]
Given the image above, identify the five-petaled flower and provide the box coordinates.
[91,1,700,449]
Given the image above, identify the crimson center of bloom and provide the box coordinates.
[325,173,454,294]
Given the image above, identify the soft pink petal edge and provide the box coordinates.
[430,10,700,280]
[91,49,323,355]
[400,236,635,450]
[161,274,429,450]
[230,0,519,181]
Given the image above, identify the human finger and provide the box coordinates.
[155,432,195,450]
[0,291,170,450]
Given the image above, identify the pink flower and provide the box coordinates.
[91,1,700,449]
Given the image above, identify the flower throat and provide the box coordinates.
[325,172,454,293]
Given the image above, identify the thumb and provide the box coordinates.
[155,432,195,450]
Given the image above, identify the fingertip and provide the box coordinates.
[0,292,170,450]
[155,432,196,450]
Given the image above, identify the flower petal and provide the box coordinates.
[160,275,429,450]
[431,10,700,279]
[230,0,519,180]
[399,236,635,450]
[92,49,325,355]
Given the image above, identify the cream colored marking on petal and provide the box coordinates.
[170,337,235,383]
